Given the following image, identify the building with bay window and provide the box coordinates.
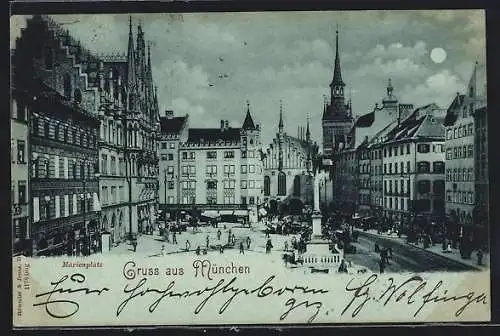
[12,15,102,256]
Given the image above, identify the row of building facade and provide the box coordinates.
[11,15,160,256]
[319,27,488,248]
[157,101,317,222]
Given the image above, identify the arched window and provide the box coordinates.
[63,74,72,99]
[293,175,301,197]
[278,171,286,196]
[264,176,270,196]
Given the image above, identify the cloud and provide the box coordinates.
[354,57,431,80]
[154,59,213,107]
[365,41,428,60]
[290,39,334,63]
[400,69,466,108]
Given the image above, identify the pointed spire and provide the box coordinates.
[242,100,256,130]
[147,41,152,69]
[387,78,393,96]
[126,15,136,100]
[306,114,311,142]
[331,25,345,88]
[278,100,284,132]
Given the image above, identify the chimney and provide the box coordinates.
[165,110,174,119]
[220,120,225,132]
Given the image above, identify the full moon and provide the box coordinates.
[430,47,447,63]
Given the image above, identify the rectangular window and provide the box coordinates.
[417,161,431,173]
[249,196,255,205]
[182,152,188,160]
[207,151,217,159]
[168,154,174,161]
[161,142,167,149]
[417,144,430,153]
[241,165,247,173]
[249,165,255,173]
[446,148,452,160]
[433,161,445,174]
[468,144,473,158]
[17,140,26,164]
[168,181,175,189]
[168,196,174,204]
[110,157,116,175]
[241,197,247,205]
[169,143,175,149]
[18,181,26,204]
[181,166,188,176]
[189,166,196,175]
[249,180,255,189]
[207,181,217,190]
[241,180,247,189]
[224,151,234,159]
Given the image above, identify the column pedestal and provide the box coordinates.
[299,211,343,269]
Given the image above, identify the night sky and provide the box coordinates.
[11,10,486,149]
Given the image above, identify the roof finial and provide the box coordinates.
[279,99,284,131]
[246,100,250,110]
[387,77,393,96]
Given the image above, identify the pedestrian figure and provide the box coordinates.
[206,235,210,249]
[266,228,270,238]
[477,249,484,266]
[185,240,191,252]
[266,239,273,254]
[239,241,245,254]
[196,246,201,255]
[164,230,170,243]
[246,236,251,249]
[284,241,289,251]
[161,244,166,256]
[217,229,221,240]
[379,257,385,274]
[338,259,348,273]
[219,245,224,254]
[387,247,393,259]
[172,232,177,244]
[231,233,236,246]
[132,239,137,252]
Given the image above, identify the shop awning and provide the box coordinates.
[259,208,267,216]
[93,193,101,212]
[219,210,233,215]
[201,211,219,218]
[233,210,248,216]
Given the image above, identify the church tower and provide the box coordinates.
[322,27,354,156]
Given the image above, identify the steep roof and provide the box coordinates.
[384,109,444,143]
[242,109,256,130]
[187,128,241,144]
[444,94,465,127]
[160,116,187,134]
